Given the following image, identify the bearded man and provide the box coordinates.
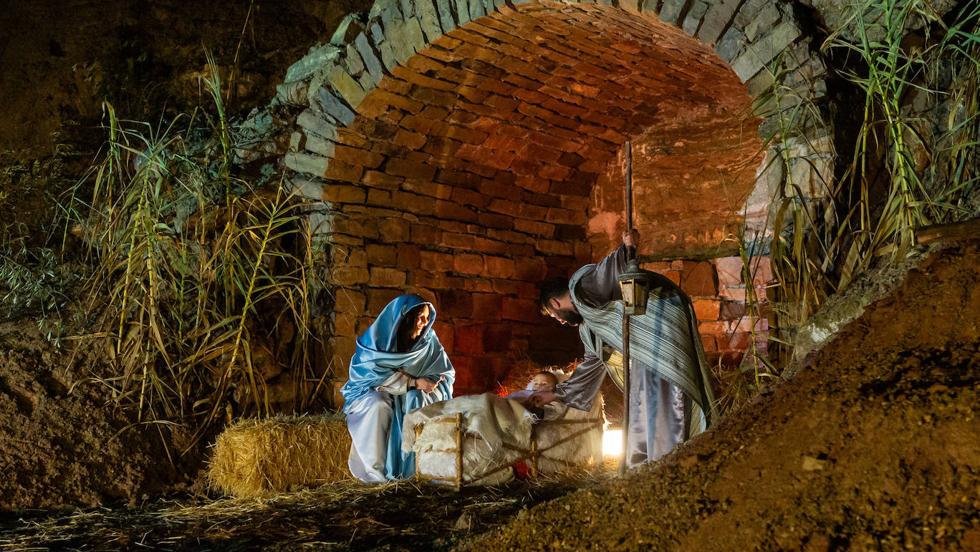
[531,231,717,466]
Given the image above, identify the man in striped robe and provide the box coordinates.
[530,231,717,466]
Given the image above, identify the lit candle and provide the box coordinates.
[602,428,623,457]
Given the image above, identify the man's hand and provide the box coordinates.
[622,229,639,249]
[415,377,440,393]
[527,390,558,407]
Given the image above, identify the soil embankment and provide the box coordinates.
[0,322,185,510]
[462,242,980,550]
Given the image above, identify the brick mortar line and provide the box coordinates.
[494,14,709,100]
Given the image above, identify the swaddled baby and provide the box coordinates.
[505,371,562,421]
[404,369,587,484]
[505,371,558,402]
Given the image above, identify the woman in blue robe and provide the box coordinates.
[341,294,455,482]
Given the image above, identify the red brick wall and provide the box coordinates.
[588,122,762,260]
[324,232,584,395]
[299,3,775,399]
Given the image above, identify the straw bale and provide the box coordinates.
[208,414,352,498]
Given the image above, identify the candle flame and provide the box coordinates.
[603,428,623,457]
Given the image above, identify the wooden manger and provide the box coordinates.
[413,409,604,490]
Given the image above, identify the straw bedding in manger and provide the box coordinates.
[208,414,352,498]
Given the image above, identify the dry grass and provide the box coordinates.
[743,0,980,379]
[208,414,352,498]
[60,57,324,451]
[0,469,602,550]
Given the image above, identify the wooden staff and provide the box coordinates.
[455,412,463,491]
[620,140,633,477]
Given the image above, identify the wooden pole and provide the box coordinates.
[530,437,538,478]
[414,424,423,484]
[455,412,463,491]
[620,140,633,477]
[625,141,633,250]
[915,218,980,245]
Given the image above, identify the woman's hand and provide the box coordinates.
[415,377,439,393]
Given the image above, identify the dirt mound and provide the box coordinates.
[461,242,980,550]
[0,322,191,511]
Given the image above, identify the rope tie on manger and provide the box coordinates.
[411,415,604,488]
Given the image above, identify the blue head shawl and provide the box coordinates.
[341,294,455,479]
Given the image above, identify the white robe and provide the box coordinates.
[346,389,396,483]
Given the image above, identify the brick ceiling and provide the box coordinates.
[321,1,761,258]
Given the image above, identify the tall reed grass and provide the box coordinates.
[825,0,978,285]
[65,60,322,449]
[748,0,978,374]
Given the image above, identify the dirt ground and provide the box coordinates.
[0,320,195,511]
[0,241,976,550]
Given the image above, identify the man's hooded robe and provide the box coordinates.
[341,294,455,482]
[556,246,717,465]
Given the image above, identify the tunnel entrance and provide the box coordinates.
[271,0,827,397]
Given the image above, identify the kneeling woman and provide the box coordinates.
[341,294,455,482]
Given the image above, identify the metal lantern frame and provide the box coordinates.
[618,258,650,317]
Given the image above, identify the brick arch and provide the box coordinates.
[270,0,830,395]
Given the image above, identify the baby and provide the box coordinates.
[506,371,559,419]
[527,371,559,394]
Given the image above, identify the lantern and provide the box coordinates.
[618,258,651,316]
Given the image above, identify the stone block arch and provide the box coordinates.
[254,0,832,396]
